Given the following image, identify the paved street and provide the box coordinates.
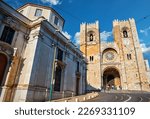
[86,91,150,102]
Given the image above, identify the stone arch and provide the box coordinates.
[102,66,121,90]
[122,27,129,38]
[102,48,118,55]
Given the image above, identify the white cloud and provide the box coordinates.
[100,31,112,42]
[140,43,150,53]
[140,30,145,33]
[74,32,80,47]
[62,31,72,39]
[40,0,62,5]
[140,26,150,36]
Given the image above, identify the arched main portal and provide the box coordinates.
[103,68,121,90]
[0,53,7,86]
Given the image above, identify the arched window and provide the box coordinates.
[0,53,7,86]
[89,34,93,41]
[123,30,128,38]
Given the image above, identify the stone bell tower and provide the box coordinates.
[80,21,101,91]
[113,18,149,91]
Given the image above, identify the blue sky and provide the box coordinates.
[4,0,150,66]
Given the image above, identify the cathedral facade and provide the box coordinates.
[80,20,150,91]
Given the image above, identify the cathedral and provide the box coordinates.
[80,20,150,91]
[0,1,150,102]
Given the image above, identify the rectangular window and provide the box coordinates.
[0,26,15,44]
[54,16,59,25]
[57,48,63,61]
[90,56,94,62]
[77,61,79,72]
[127,54,132,60]
[35,9,42,17]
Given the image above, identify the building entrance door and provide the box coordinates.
[54,65,62,91]
[76,78,80,95]
[103,68,121,90]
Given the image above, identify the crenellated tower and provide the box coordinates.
[80,21,101,91]
[113,18,149,91]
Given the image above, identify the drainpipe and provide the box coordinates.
[49,30,60,101]
[49,44,57,101]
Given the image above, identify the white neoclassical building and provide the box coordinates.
[0,1,86,102]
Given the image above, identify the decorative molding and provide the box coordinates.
[32,31,40,38]
[24,34,30,41]
[0,41,14,57]
[32,31,44,39]
[3,17,19,30]
[0,42,17,65]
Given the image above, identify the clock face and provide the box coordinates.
[105,51,115,60]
